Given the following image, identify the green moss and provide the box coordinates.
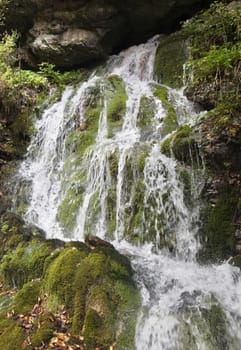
[106,75,127,137]
[179,167,192,207]
[154,85,178,136]
[83,308,104,348]
[30,315,56,348]
[99,246,133,279]
[13,280,41,314]
[84,285,116,348]
[179,296,236,350]
[125,179,145,243]
[154,32,187,88]
[10,108,36,155]
[71,261,92,334]
[0,240,54,288]
[0,233,139,349]
[109,152,119,178]
[80,247,139,349]
[106,188,117,239]
[114,280,141,350]
[136,150,148,173]
[198,186,237,262]
[137,95,156,128]
[58,82,104,232]
[0,318,25,350]
[0,294,14,314]
[161,125,195,163]
[57,185,84,231]
[83,191,101,236]
[44,247,87,313]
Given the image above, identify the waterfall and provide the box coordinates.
[14,36,241,349]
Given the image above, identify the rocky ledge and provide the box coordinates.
[3,0,212,68]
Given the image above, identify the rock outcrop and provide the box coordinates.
[3,0,212,68]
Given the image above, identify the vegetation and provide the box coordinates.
[181,1,241,262]
[183,1,241,115]
[161,124,198,164]
[154,32,187,88]
[106,75,127,137]
[154,85,178,135]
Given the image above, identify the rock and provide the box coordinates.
[29,28,105,67]
[228,255,241,268]
[85,235,114,249]
[3,0,212,68]
[79,121,87,131]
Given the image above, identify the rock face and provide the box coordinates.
[4,0,212,68]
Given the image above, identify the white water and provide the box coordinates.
[15,37,241,349]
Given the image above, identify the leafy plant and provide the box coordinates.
[182,1,241,113]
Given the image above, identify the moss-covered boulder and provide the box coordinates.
[0,219,140,349]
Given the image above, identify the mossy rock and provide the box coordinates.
[154,85,178,136]
[13,279,42,314]
[0,239,56,288]
[58,81,104,231]
[83,308,105,348]
[154,32,188,88]
[106,187,117,238]
[10,109,35,155]
[44,247,88,313]
[179,167,192,208]
[30,315,56,348]
[179,295,237,349]
[137,95,156,128]
[161,124,197,164]
[57,183,84,232]
[0,318,25,350]
[0,219,139,349]
[124,179,145,243]
[198,185,237,262]
[106,75,127,137]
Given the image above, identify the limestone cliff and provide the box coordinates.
[3,0,212,68]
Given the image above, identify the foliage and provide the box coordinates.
[38,62,85,86]
[0,0,9,26]
[0,32,47,89]
[182,2,241,55]
[183,1,241,110]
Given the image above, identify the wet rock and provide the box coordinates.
[85,235,114,249]
[228,255,241,268]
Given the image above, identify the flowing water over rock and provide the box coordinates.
[14,37,241,349]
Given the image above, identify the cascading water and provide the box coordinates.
[14,37,241,349]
